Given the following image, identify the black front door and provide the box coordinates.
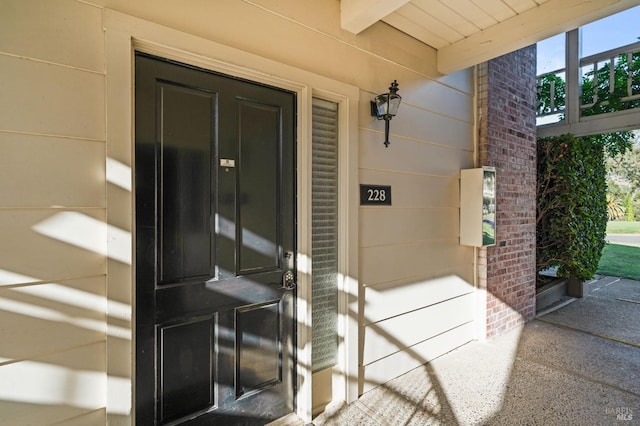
[135,53,297,425]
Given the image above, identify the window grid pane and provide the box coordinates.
[311,98,339,372]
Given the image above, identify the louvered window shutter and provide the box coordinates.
[311,98,339,372]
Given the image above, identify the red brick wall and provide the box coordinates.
[477,46,537,338]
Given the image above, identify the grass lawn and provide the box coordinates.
[606,221,640,234]
[597,243,640,280]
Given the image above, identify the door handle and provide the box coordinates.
[282,270,296,290]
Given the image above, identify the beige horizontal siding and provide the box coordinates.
[356,40,475,389]
[0,210,106,286]
[372,104,473,151]
[359,171,460,208]
[0,0,104,72]
[0,54,105,140]
[361,82,473,124]
[363,292,475,364]
[360,241,470,286]
[362,322,475,393]
[0,133,105,208]
[100,0,442,86]
[0,277,105,361]
[359,129,474,177]
[0,5,108,419]
[363,273,475,324]
[0,342,106,425]
[360,208,459,247]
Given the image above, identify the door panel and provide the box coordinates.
[237,100,280,273]
[160,317,215,423]
[158,83,214,283]
[237,301,281,395]
[135,53,296,425]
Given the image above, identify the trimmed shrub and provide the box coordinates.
[537,134,608,280]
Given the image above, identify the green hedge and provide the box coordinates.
[537,134,608,280]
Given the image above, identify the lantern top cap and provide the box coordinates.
[389,80,399,94]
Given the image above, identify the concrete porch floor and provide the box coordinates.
[312,275,640,425]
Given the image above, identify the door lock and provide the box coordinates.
[282,271,296,290]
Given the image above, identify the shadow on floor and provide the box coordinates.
[314,276,640,425]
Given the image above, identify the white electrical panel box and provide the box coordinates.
[460,167,496,247]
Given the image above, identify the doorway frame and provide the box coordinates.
[104,10,359,424]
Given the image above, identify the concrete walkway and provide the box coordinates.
[314,275,640,425]
[607,233,640,247]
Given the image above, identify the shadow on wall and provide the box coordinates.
[0,275,131,424]
[0,158,538,425]
[0,260,529,424]
[0,159,133,424]
[317,275,527,425]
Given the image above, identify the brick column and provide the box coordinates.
[477,46,537,338]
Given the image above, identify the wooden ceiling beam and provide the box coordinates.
[437,0,640,74]
[341,0,411,34]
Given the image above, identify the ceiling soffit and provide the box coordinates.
[341,0,640,74]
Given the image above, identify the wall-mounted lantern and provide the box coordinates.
[370,80,402,147]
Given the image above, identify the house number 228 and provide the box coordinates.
[367,188,386,202]
[360,184,392,205]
